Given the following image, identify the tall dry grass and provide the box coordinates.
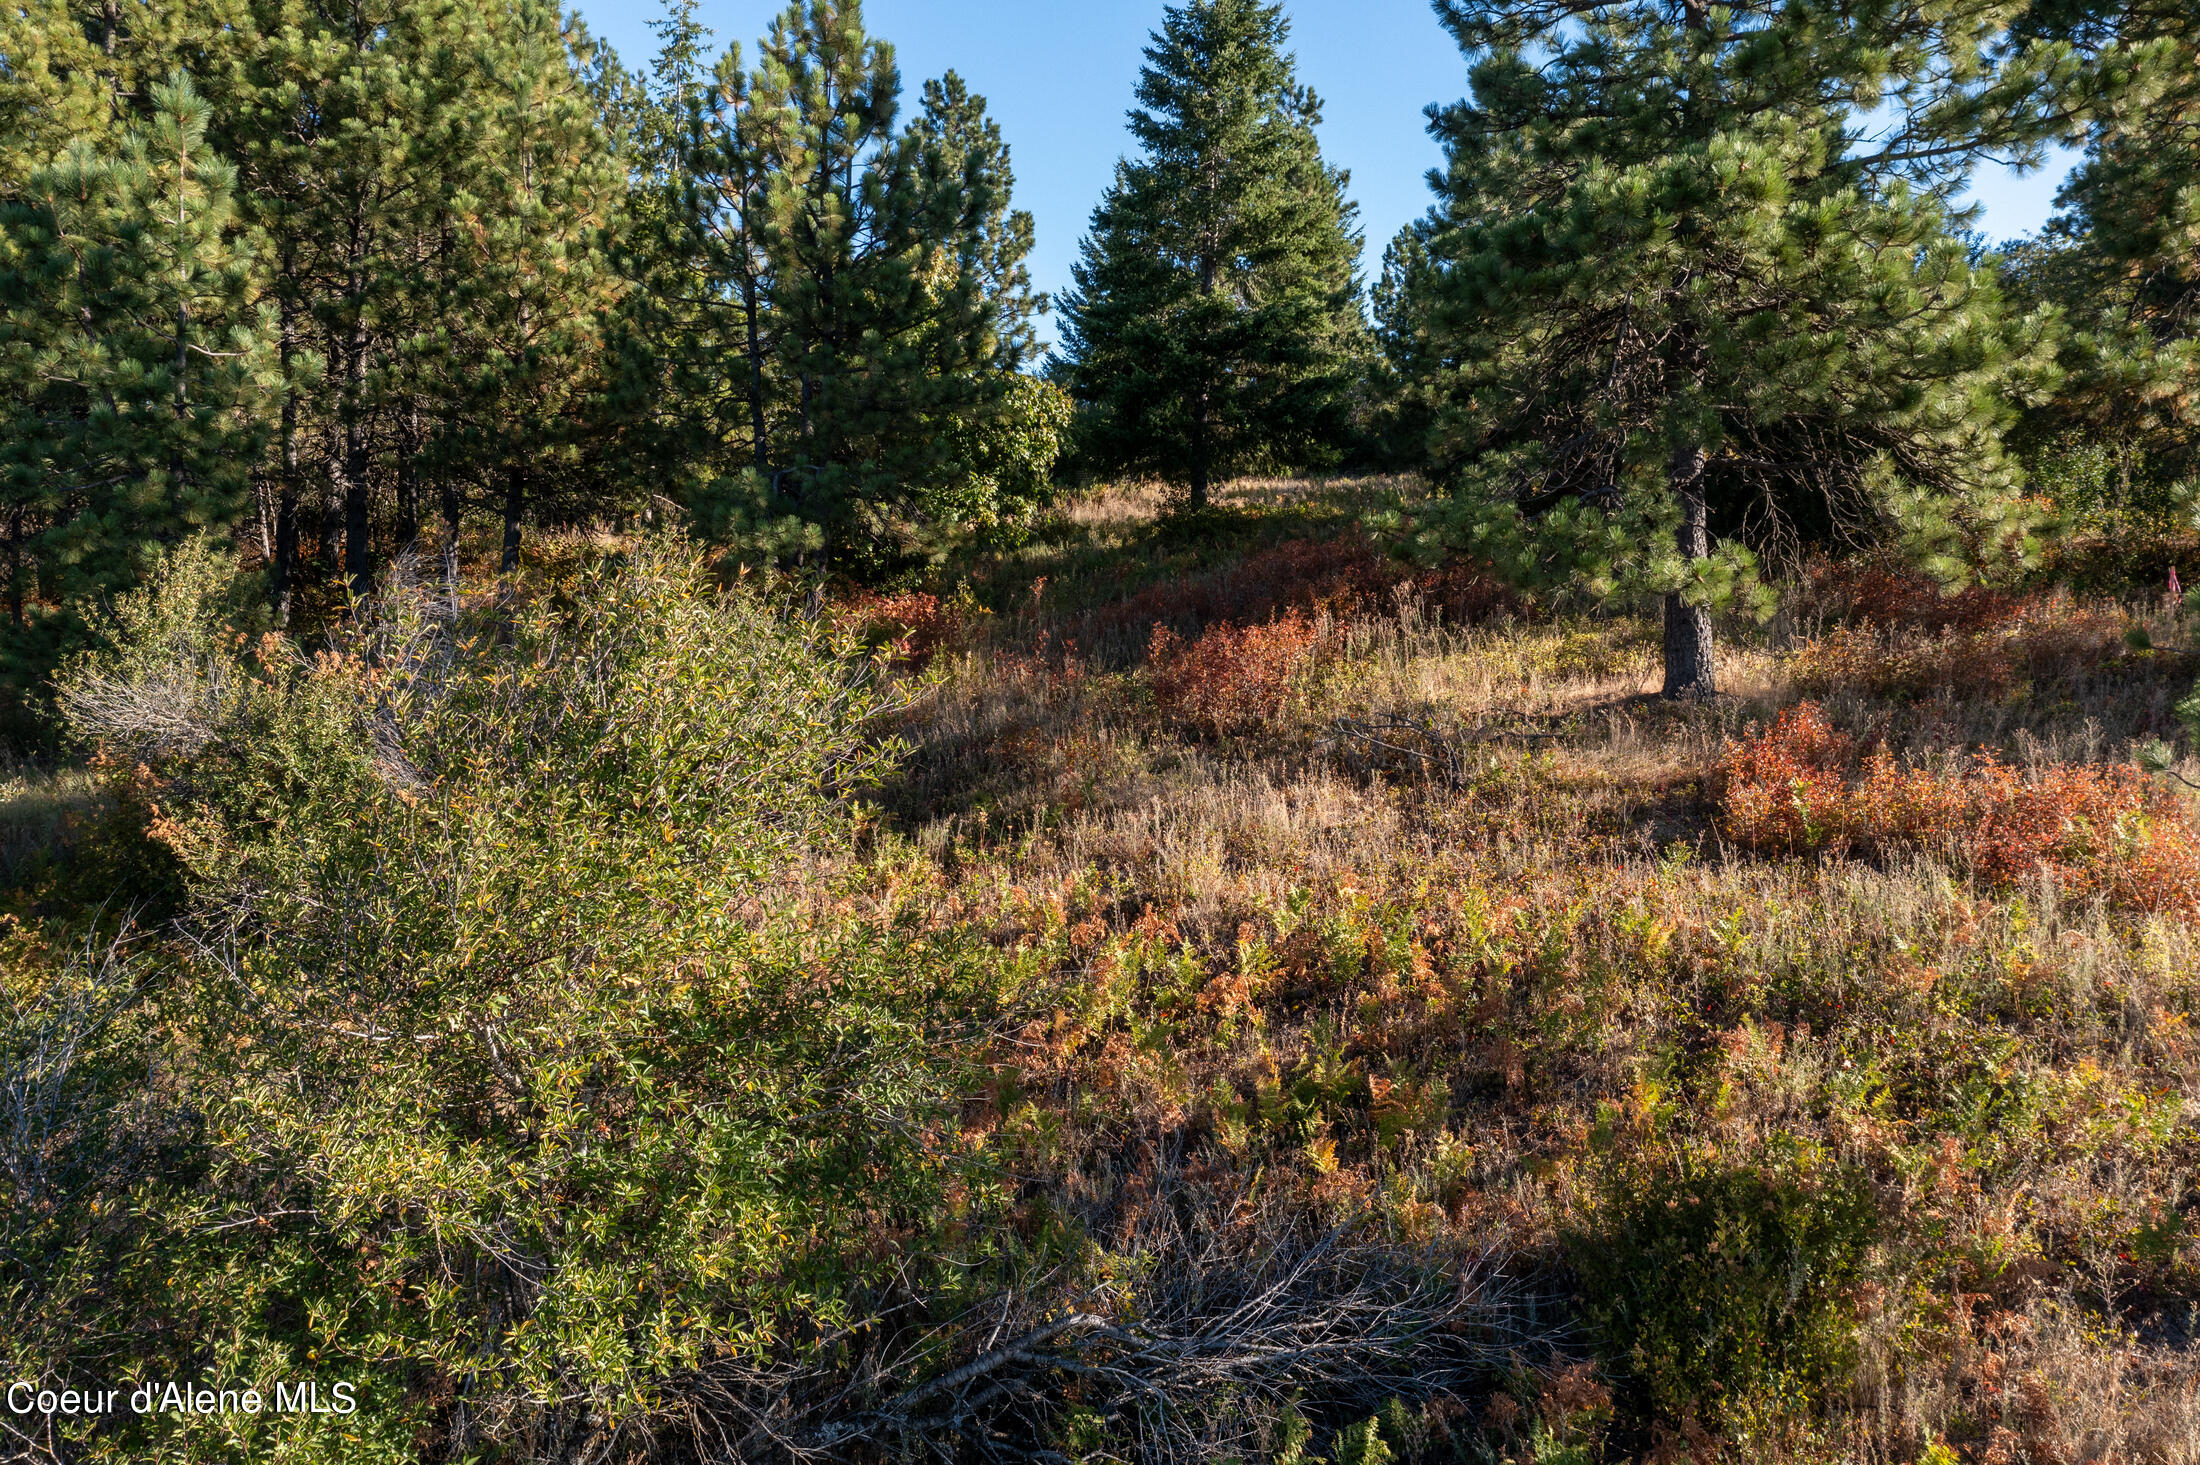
[854,480,2200,1462]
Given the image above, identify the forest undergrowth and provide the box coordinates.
[7,480,2200,1464]
[835,476,2200,1462]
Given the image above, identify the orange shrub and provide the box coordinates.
[1148,611,1323,734]
[1718,703,2200,911]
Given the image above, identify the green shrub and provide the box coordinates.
[1569,1141,1877,1441]
[2024,433,2198,535]
[10,537,1021,1461]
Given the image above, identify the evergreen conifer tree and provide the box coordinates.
[0,71,274,673]
[2001,0,2198,514]
[652,0,1044,569]
[746,0,995,566]
[203,0,469,607]
[1053,0,1365,510]
[909,72,1044,375]
[1400,0,2074,697]
[425,0,627,573]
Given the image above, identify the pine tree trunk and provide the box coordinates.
[745,273,768,472]
[6,507,21,627]
[271,299,299,623]
[342,341,371,599]
[396,408,420,548]
[500,465,525,574]
[1662,442,1716,700]
[317,417,343,574]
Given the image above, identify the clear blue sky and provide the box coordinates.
[572,0,2078,348]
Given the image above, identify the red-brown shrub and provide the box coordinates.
[1098,535,1518,641]
[1718,703,2200,911]
[836,590,964,668]
[1788,596,2133,700]
[1804,558,2025,634]
[1148,612,1324,735]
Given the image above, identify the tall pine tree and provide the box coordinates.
[426,0,627,574]
[2000,0,2198,519]
[1054,0,1365,510]
[642,0,1049,569]
[0,71,274,675]
[1400,0,2074,697]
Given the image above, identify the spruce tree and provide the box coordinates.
[1402,0,2073,697]
[0,71,274,674]
[1053,0,1365,510]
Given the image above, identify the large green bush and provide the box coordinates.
[5,538,1022,1461]
[1570,1138,1878,1443]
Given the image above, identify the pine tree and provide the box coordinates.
[424,0,627,574]
[656,0,1042,569]
[1401,0,2073,697]
[1053,0,1365,510]
[623,17,784,526]
[0,71,274,675]
[200,0,459,610]
[2001,0,2198,517]
[908,71,1044,375]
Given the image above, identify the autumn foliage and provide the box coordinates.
[1148,611,1324,734]
[1718,703,2200,911]
[836,589,966,667]
[1790,560,2135,699]
[1101,534,1517,642]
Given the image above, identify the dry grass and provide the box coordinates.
[851,481,2200,1462]
[0,759,103,880]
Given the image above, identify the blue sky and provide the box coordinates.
[573,0,2079,347]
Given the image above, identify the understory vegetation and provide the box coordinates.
[5,478,2200,1463]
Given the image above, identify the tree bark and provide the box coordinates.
[317,416,343,574]
[7,507,22,627]
[342,341,372,600]
[1661,442,1716,700]
[271,295,300,623]
[744,271,769,473]
[395,407,421,549]
[441,475,462,554]
[499,464,525,574]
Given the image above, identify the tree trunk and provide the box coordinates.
[744,272,769,473]
[317,415,343,574]
[7,507,22,627]
[1188,249,1217,512]
[395,407,421,549]
[1661,442,1716,700]
[342,340,372,599]
[441,475,463,554]
[499,465,525,574]
[271,297,299,623]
